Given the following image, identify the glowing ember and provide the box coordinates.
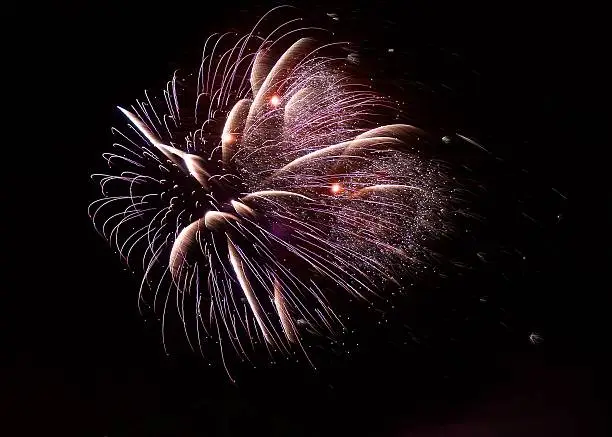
[269,95,281,107]
[330,183,343,194]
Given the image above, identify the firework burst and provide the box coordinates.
[89,8,455,374]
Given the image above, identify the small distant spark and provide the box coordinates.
[529,332,543,345]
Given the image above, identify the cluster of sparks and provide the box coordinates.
[89,8,456,374]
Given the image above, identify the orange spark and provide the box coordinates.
[330,183,343,194]
[270,95,281,107]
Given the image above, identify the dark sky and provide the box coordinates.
[4,1,608,436]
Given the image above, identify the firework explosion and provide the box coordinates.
[89,8,456,373]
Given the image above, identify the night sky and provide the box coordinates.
[4,1,608,436]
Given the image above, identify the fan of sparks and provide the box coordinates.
[89,12,455,366]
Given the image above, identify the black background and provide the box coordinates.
[4,1,608,436]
